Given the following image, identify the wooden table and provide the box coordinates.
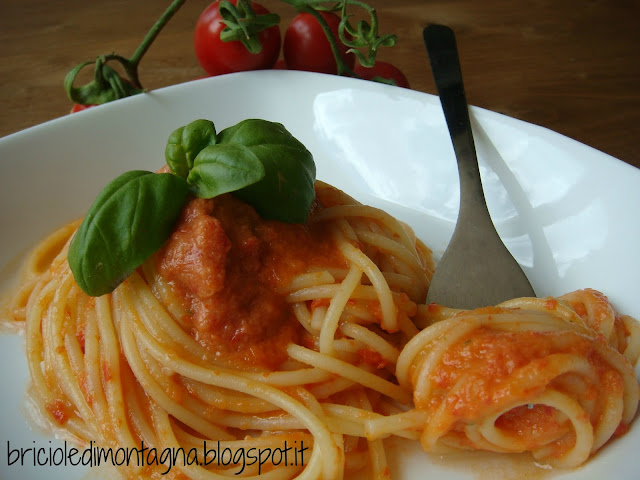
[1,0,639,167]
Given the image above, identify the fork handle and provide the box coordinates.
[423,24,489,225]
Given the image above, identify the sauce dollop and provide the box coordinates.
[156,195,344,370]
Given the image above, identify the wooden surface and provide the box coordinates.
[1,0,639,167]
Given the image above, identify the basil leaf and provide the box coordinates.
[187,143,265,198]
[218,119,316,223]
[68,171,189,296]
[165,119,217,177]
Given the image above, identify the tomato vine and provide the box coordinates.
[65,0,406,109]
[281,0,397,76]
[65,0,186,106]
[217,0,281,54]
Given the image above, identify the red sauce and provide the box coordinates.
[614,421,630,437]
[420,323,625,457]
[45,399,70,425]
[427,328,589,415]
[156,195,345,370]
[310,298,331,310]
[565,289,613,332]
[358,348,389,369]
[495,404,569,449]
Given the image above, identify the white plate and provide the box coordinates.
[1,70,639,479]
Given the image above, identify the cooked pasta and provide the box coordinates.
[387,289,640,468]
[2,181,433,479]
[2,178,639,478]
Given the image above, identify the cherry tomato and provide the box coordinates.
[194,0,281,76]
[353,61,410,88]
[70,104,96,113]
[283,11,355,75]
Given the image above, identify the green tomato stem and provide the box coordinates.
[128,0,187,84]
[281,0,397,76]
[65,0,187,105]
[218,0,280,54]
[301,6,356,76]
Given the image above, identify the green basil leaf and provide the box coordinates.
[218,119,316,223]
[165,119,217,177]
[68,171,189,296]
[187,143,265,198]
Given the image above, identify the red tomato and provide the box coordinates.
[283,11,355,75]
[353,61,410,88]
[194,0,281,76]
[70,104,96,113]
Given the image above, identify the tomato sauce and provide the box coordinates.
[156,195,345,370]
[494,404,569,449]
[420,323,624,456]
[357,348,389,370]
[45,399,71,425]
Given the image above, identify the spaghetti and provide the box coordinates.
[2,180,639,478]
[2,181,434,479]
[388,290,640,468]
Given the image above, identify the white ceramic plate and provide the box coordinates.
[1,70,639,480]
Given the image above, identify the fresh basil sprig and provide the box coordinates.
[68,171,189,297]
[187,143,265,198]
[68,118,316,297]
[165,119,218,178]
[167,118,316,222]
[218,119,316,223]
